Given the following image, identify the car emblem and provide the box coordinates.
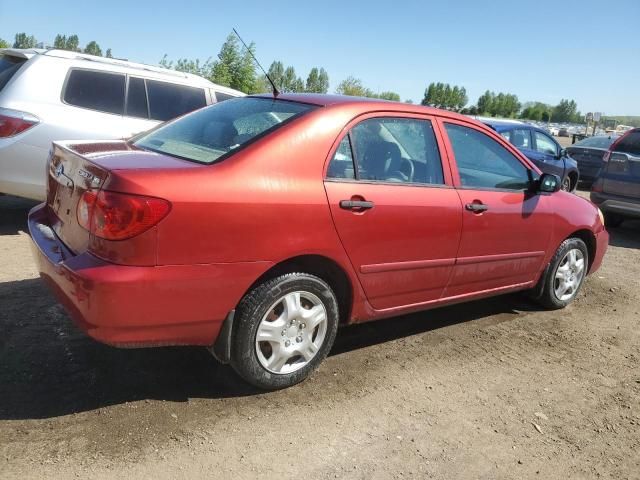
[54,164,64,178]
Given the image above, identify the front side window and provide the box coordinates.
[534,131,558,156]
[64,70,125,115]
[146,80,206,121]
[445,123,531,191]
[327,117,444,184]
[134,97,316,164]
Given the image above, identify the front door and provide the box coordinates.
[441,120,554,298]
[324,115,462,310]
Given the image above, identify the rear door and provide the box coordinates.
[603,130,640,198]
[324,114,462,310]
[441,120,554,297]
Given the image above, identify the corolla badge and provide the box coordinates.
[54,164,64,178]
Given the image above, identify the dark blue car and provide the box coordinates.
[483,120,579,192]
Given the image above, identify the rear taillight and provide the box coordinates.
[0,108,39,138]
[77,190,171,240]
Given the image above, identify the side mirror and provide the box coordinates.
[538,173,561,193]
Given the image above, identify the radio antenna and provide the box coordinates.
[232,28,279,97]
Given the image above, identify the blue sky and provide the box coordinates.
[2,0,639,115]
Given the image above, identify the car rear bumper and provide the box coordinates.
[590,192,640,219]
[28,204,272,347]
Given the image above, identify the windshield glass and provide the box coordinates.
[0,55,27,92]
[134,97,317,164]
[574,135,618,149]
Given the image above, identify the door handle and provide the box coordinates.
[465,202,488,213]
[340,199,374,210]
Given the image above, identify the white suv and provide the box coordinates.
[0,48,243,201]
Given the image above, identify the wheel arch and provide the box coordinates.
[567,229,596,273]
[242,254,354,325]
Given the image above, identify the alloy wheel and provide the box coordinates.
[553,248,585,301]
[255,291,328,374]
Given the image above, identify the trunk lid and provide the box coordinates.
[46,141,200,255]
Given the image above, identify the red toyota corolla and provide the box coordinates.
[29,94,608,389]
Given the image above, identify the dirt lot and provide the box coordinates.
[1,192,639,480]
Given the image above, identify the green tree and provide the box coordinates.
[234,42,259,93]
[53,34,67,49]
[305,67,329,93]
[335,76,369,97]
[105,48,113,58]
[405,99,414,104]
[211,34,240,87]
[66,35,80,52]
[282,66,304,92]
[83,41,102,56]
[553,99,579,123]
[378,91,401,101]
[13,33,37,49]
[0,38,9,48]
[422,83,437,106]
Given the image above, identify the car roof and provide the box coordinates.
[1,48,243,95]
[252,92,474,121]
[482,119,549,135]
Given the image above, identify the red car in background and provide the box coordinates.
[29,94,608,389]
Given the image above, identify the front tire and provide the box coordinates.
[230,273,339,390]
[536,238,588,309]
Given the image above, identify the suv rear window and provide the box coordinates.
[146,80,206,121]
[614,131,640,156]
[0,55,27,92]
[134,97,316,164]
[64,69,125,115]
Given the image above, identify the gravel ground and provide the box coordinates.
[0,192,639,480]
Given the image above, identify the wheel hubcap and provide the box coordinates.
[562,178,571,191]
[553,248,585,301]
[255,291,327,375]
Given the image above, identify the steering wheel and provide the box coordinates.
[400,158,414,182]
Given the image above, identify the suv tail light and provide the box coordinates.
[78,190,171,240]
[0,108,39,138]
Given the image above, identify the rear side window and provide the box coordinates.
[64,70,125,115]
[501,128,532,150]
[615,131,640,156]
[126,77,148,119]
[215,91,235,102]
[327,117,444,185]
[0,55,27,92]
[146,80,206,121]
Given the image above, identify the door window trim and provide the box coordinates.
[124,75,151,119]
[323,111,454,188]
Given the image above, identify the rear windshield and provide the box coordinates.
[615,131,640,155]
[573,135,618,149]
[0,54,27,92]
[134,97,316,164]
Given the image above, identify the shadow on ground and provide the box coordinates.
[0,275,539,420]
[0,196,38,235]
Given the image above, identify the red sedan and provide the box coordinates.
[29,94,609,389]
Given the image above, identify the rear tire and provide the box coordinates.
[230,273,339,390]
[535,238,588,310]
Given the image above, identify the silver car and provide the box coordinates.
[0,48,243,201]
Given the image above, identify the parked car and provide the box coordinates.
[591,128,640,227]
[558,128,570,137]
[566,134,619,185]
[548,126,560,136]
[484,120,580,191]
[0,48,243,201]
[29,94,608,390]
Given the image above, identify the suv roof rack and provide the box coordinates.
[41,49,193,80]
